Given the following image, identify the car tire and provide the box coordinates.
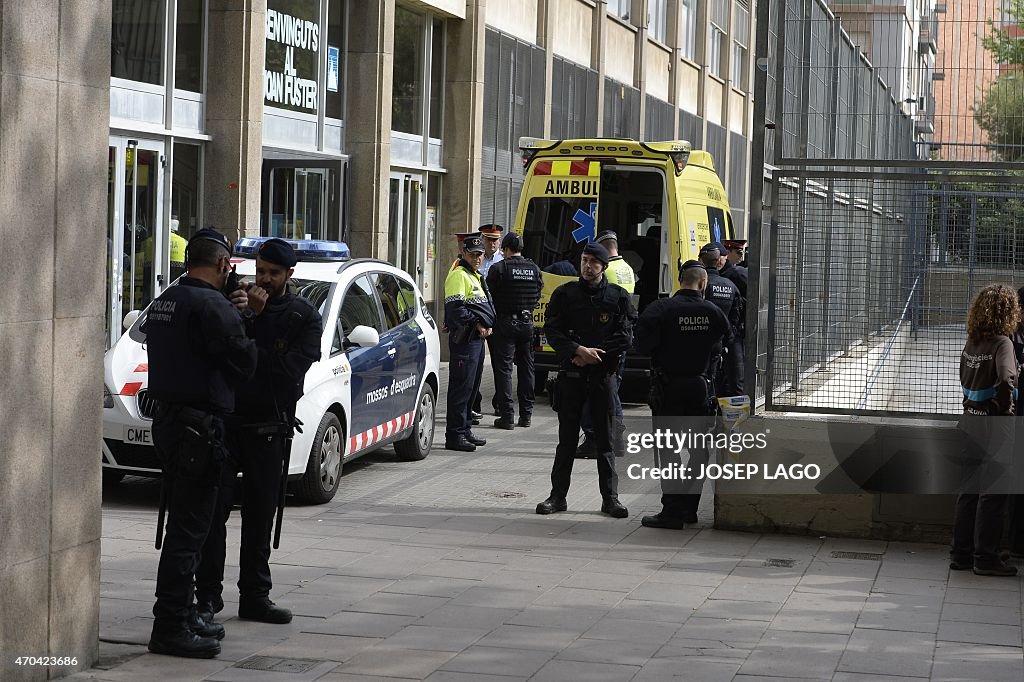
[102,469,126,485]
[395,384,435,462]
[295,412,344,504]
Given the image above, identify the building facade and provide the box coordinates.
[104,0,758,348]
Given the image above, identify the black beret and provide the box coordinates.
[500,232,522,251]
[582,241,609,265]
[678,259,707,275]
[189,227,231,255]
[596,230,618,243]
[258,238,298,267]
[463,235,485,253]
[700,241,726,256]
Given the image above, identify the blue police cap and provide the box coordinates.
[500,232,522,251]
[679,259,707,274]
[463,235,485,253]
[189,227,232,255]
[583,241,609,266]
[258,238,298,267]
[700,241,726,256]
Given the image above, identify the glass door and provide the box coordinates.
[387,171,425,287]
[107,137,164,347]
[293,169,327,240]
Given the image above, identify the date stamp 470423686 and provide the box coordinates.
[15,657,78,667]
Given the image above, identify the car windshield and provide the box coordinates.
[127,275,332,343]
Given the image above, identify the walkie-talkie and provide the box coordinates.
[223,264,241,298]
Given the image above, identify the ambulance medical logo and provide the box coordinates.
[365,374,419,405]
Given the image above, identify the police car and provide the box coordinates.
[102,238,441,504]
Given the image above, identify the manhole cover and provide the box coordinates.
[234,656,323,673]
[830,551,883,561]
[483,490,525,498]
[763,558,797,568]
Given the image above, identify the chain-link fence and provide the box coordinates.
[750,0,1024,417]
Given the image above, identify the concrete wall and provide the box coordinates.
[604,18,635,84]
[645,41,671,102]
[0,0,110,678]
[551,0,593,66]
[485,0,538,42]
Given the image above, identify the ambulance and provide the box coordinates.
[514,137,737,391]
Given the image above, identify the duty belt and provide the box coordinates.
[499,310,533,322]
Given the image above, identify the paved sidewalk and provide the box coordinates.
[72,365,1024,681]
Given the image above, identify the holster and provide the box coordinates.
[449,323,474,345]
[158,404,225,480]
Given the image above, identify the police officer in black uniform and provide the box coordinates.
[194,239,323,627]
[487,232,543,429]
[720,240,748,394]
[536,242,636,519]
[145,228,258,658]
[637,260,732,528]
[700,243,743,395]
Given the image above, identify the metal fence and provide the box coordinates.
[750,0,1024,417]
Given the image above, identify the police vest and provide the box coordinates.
[606,257,636,294]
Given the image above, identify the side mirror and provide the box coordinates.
[123,310,141,330]
[346,325,380,349]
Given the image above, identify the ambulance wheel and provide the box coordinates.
[535,371,549,394]
[297,412,343,504]
[396,385,435,462]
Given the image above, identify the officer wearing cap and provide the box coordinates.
[444,235,496,451]
[577,231,637,457]
[536,241,636,519]
[720,240,748,394]
[144,228,258,658]
[699,243,743,395]
[637,260,732,528]
[479,224,505,277]
[194,238,323,628]
[486,232,543,429]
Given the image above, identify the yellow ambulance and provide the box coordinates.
[513,137,737,390]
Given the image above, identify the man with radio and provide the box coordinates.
[144,228,258,658]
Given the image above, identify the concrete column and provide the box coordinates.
[538,0,555,137]
[667,0,681,139]
[346,0,394,259]
[0,0,110,678]
[593,0,608,135]
[438,0,486,271]
[204,1,266,242]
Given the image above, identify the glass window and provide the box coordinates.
[326,0,345,119]
[373,272,416,329]
[265,0,322,114]
[339,275,385,336]
[608,0,630,20]
[709,27,726,79]
[392,6,425,135]
[111,0,166,85]
[429,18,445,139]
[732,42,748,90]
[175,0,204,92]
[648,0,668,43]
[681,0,697,61]
[732,0,750,91]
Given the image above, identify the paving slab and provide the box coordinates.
[931,641,1024,682]
[836,627,936,678]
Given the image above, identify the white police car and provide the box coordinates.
[101,238,441,504]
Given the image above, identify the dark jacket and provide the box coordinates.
[705,269,742,335]
[235,293,323,419]
[543,275,637,374]
[143,277,258,414]
[636,289,733,377]
[486,254,543,314]
[960,335,1017,416]
[719,261,748,299]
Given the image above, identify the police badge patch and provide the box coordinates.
[599,312,610,323]
[274,338,290,353]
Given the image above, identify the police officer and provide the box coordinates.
[536,242,636,518]
[194,239,323,627]
[699,243,743,396]
[721,239,748,394]
[479,224,505,277]
[637,260,732,528]
[486,232,543,429]
[578,230,637,456]
[145,228,258,658]
[444,235,496,451]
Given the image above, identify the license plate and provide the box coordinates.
[124,425,152,445]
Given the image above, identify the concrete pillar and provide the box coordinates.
[346,0,394,259]
[204,1,266,242]
[0,0,109,678]
[438,0,486,271]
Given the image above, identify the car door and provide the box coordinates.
[370,272,426,424]
[337,274,393,449]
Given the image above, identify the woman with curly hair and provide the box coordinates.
[951,284,1019,576]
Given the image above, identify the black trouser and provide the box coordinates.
[151,409,228,633]
[447,337,485,440]
[952,493,1008,565]
[650,374,714,518]
[490,313,536,420]
[195,423,287,611]
[722,337,744,396]
[550,371,618,501]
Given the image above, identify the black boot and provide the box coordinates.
[517,415,532,427]
[493,417,515,430]
[641,513,686,530]
[445,436,476,452]
[189,608,225,640]
[239,598,293,624]
[148,627,221,659]
[601,498,628,519]
[536,496,567,515]
[465,430,487,446]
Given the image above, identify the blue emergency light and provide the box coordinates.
[234,237,351,262]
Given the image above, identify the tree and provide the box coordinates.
[976,4,1024,161]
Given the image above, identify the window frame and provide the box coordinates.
[334,272,388,356]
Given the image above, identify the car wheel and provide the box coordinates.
[395,384,435,462]
[102,469,126,485]
[295,412,344,504]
